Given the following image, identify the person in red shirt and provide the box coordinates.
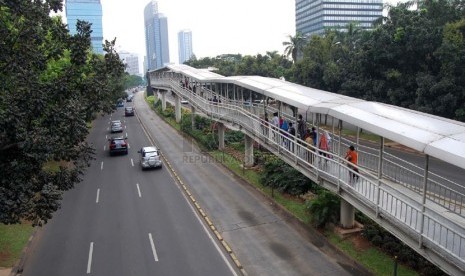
[344,145,359,183]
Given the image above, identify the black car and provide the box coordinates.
[109,137,128,155]
[125,106,135,116]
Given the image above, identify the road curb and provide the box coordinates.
[9,225,39,276]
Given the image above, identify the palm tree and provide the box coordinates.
[283,32,307,63]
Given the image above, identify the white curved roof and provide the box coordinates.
[153,65,465,170]
[161,64,223,81]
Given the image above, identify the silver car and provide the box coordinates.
[138,146,162,169]
[111,120,123,133]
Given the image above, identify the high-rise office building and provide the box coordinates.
[178,30,193,64]
[65,0,104,54]
[119,51,140,76]
[144,1,170,70]
[295,0,383,36]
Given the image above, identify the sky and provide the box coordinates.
[64,0,403,74]
[99,0,295,71]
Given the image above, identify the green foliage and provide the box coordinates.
[283,0,465,122]
[185,52,292,79]
[305,189,340,228]
[124,74,145,89]
[0,1,126,225]
[358,212,446,275]
[261,155,314,195]
[224,130,244,144]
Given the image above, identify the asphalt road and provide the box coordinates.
[136,93,369,275]
[21,103,238,276]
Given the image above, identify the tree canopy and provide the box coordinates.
[187,0,465,122]
[0,0,126,225]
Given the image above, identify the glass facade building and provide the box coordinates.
[178,30,193,64]
[296,0,383,36]
[144,1,170,70]
[65,0,103,54]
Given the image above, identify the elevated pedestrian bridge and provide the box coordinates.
[149,64,465,275]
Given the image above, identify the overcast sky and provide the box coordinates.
[100,0,295,65]
[91,0,403,72]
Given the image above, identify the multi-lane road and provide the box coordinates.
[22,98,238,276]
[21,91,369,276]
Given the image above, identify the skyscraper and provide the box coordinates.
[65,0,104,54]
[144,1,170,70]
[295,0,383,36]
[178,30,193,64]
[119,51,140,76]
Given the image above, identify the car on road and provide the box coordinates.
[116,101,124,107]
[125,106,135,116]
[109,136,128,155]
[181,98,189,104]
[110,120,123,133]
[138,146,162,169]
[127,94,134,102]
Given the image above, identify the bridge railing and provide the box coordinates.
[160,79,465,216]
[153,77,465,273]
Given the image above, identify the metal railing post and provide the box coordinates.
[419,155,429,247]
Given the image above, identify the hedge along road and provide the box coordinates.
[20,99,238,276]
[138,92,371,276]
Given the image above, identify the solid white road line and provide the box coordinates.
[101,162,103,170]
[87,242,94,274]
[96,189,100,203]
[148,233,159,262]
[136,183,142,198]
[104,145,106,151]
[106,135,108,139]
[131,159,134,167]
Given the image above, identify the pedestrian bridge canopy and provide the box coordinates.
[149,64,465,275]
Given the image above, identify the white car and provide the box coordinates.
[110,120,123,133]
[138,146,162,169]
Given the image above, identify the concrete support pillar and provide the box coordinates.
[161,91,167,111]
[244,134,254,167]
[218,122,225,150]
[175,94,181,123]
[191,105,196,129]
[340,199,355,229]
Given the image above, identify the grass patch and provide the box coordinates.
[327,232,417,276]
[0,223,34,267]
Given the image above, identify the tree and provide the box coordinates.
[124,74,145,90]
[283,32,307,63]
[0,0,126,225]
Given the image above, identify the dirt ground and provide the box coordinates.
[350,233,372,251]
[0,268,11,276]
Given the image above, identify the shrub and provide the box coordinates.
[371,235,383,246]
[261,156,314,195]
[225,130,244,144]
[305,189,340,228]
